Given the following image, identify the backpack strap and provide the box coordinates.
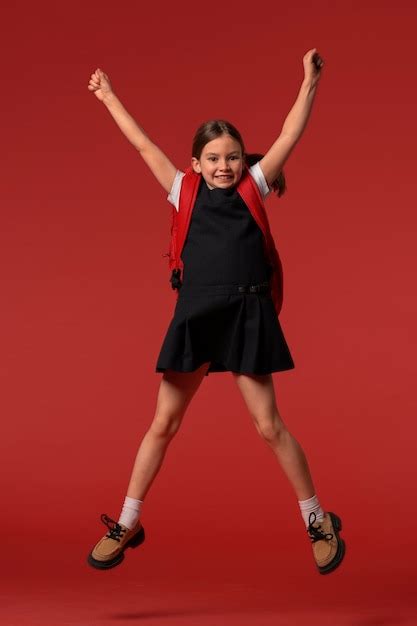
[237,167,283,317]
[167,167,201,290]
[176,167,201,264]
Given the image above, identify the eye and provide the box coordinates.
[208,157,217,161]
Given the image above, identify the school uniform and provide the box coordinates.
[155,162,295,376]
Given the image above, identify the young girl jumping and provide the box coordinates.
[86,48,345,575]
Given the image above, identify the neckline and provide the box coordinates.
[204,180,237,194]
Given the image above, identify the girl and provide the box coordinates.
[86,49,345,575]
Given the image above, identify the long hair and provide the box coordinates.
[191,119,287,198]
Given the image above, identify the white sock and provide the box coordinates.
[118,496,143,530]
[298,494,325,528]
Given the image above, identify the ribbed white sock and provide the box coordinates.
[298,494,325,528]
[118,496,143,530]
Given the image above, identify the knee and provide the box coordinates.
[254,412,287,444]
[150,411,182,439]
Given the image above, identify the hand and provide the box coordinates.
[87,68,114,102]
[302,49,324,87]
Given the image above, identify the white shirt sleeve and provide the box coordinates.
[167,170,185,212]
[248,161,272,199]
[167,161,271,212]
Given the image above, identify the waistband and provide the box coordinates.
[178,280,271,296]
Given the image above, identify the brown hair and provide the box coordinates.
[191,119,287,198]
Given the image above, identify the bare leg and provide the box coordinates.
[232,372,315,500]
[126,362,210,501]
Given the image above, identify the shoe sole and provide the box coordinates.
[87,525,145,570]
[317,512,345,575]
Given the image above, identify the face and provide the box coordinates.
[191,134,244,189]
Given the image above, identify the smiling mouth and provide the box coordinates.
[216,175,233,179]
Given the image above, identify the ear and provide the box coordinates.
[191,157,201,174]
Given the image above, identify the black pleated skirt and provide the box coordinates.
[155,283,295,376]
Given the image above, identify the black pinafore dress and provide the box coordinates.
[155,177,295,376]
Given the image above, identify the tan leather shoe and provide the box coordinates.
[307,511,345,574]
[87,513,145,570]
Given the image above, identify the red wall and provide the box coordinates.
[1,0,416,621]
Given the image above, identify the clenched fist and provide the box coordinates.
[87,68,113,102]
[303,49,324,87]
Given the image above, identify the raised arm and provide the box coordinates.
[88,68,177,194]
[258,49,324,188]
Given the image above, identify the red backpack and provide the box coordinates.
[163,165,284,318]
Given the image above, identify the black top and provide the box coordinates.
[180,178,272,287]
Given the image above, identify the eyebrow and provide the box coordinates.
[205,151,240,156]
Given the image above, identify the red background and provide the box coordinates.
[2,0,416,624]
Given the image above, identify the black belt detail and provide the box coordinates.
[175,280,271,296]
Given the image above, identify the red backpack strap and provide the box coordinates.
[176,166,201,261]
[167,167,201,290]
[237,167,269,238]
[237,167,284,317]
